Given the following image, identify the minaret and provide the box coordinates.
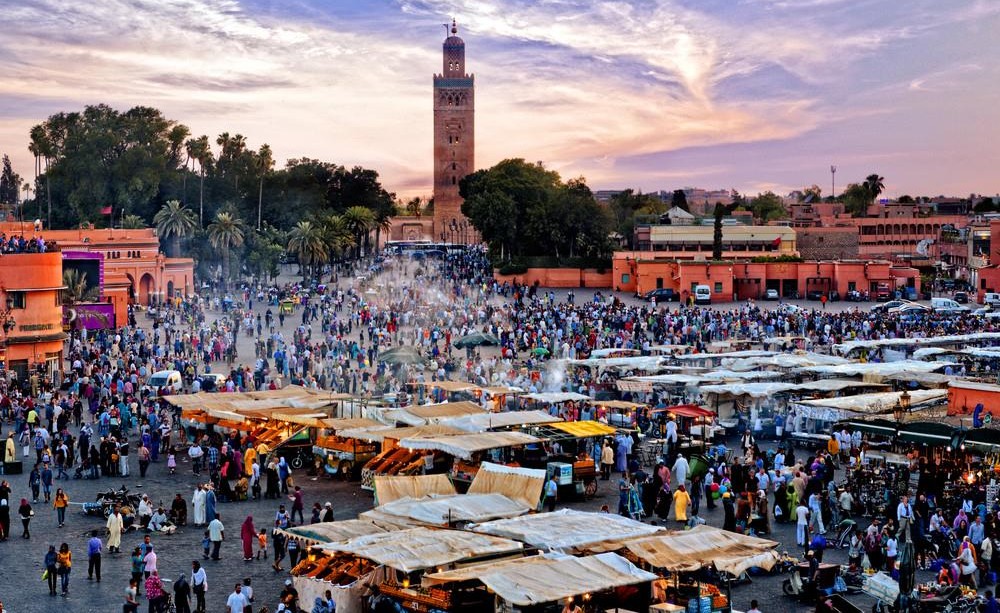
[433,19,475,243]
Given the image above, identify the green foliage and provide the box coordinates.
[153,200,198,256]
[121,215,146,229]
[749,191,787,223]
[0,154,20,205]
[898,194,915,204]
[671,190,689,212]
[460,159,612,260]
[26,105,396,243]
[608,189,663,249]
[863,173,885,204]
[749,254,804,263]
[842,183,870,217]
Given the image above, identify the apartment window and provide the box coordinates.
[714,282,723,294]
[8,291,26,309]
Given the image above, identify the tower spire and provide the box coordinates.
[451,18,457,35]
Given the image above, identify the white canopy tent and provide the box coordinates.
[471,509,663,552]
[522,392,590,403]
[437,410,561,432]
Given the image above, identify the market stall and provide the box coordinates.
[360,493,531,528]
[522,420,617,499]
[466,462,547,509]
[396,431,542,492]
[350,424,465,491]
[471,508,663,553]
[437,410,562,433]
[373,473,457,505]
[420,551,657,613]
[312,417,388,480]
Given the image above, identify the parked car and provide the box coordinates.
[763,289,779,300]
[845,290,864,302]
[889,303,930,315]
[986,292,1000,307]
[931,297,970,315]
[954,291,969,304]
[143,370,183,396]
[872,300,914,313]
[806,290,825,301]
[643,288,678,302]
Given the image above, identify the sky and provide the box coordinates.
[2,0,999,201]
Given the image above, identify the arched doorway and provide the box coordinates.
[126,274,136,303]
[139,273,154,305]
[167,280,174,300]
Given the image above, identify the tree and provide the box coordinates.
[341,206,375,258]
[898,194,914,203]
[319,214,355,263]
[153,200,198,257]
[121,214,146,229]
[460,158,611,260]
[255,143,273,230]
[185,135,212,225]
[0,154,20,205]
[404,197,423,217]
[62,268,99,304]
[207,211,246,287]
[801,185,822,201]
[609,189,662,249]
[287,220,328,280]
[842,183,870,217]
[671,189,689,212]
[749,191,787,223]
[863,173,885,204]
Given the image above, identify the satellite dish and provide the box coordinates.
[915,239,933,257]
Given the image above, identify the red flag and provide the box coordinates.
[771,237,781,247]
[100,206,112,215]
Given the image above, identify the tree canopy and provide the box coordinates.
[460,159,612,260]
[25,104,396,233]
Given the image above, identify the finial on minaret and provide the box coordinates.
[451,18,457,34]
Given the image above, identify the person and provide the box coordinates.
[171,493,188,526]
[545,474,558,512]
[192,485,206,526]
[88,532,103,582]
[56,542,72,596]
[241,515,256,561]
[600,440,613,480]
[958,537,978,588]
[984,590,999,613]
[107,504,125,552]
[145,570,166,613]
[209,513,225,560]
[272,527,287,572]
[174,573,192,613]
[53,487,69,527]
[796,500,810,547]
[279,578,299,611]
[143,543,158,578]
[191,561,208,613]
[124,577,140,613]
[747,600,762,613]
[204,484,218,523]
[289,485,305,525]
[44,544,58,595]
[320,501,334,523]
[130,547,145,592]
[242,578,254,609]
[897,494,913,523]
[673,485,691,524]
[722,492,736,532]
[18,498,32,538]
[226,583,249,613]
[149,506,168,532]
[257,528,268,560]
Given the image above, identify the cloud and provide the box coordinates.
[0,0,997,201]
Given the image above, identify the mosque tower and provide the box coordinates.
[433,19,475,243]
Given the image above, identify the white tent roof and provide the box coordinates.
[700,379,888,398]
[567,356,668,371]
[801,360,956,377]
[619,525,780,576]
[671,350,775,361]
[398,431,542,460]
[723,352,849,371]
[438,410,562,432]
[318,527,524,572]
[522,392,590,403]
[835,332,1000,355]
[949,380,1000,393]
[588,348,641,358]
[795,389,947,413]
[373,493,530,526]
[424,552,657,605]
[276,519,392,546]
[471,509,663,552]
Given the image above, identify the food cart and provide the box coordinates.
[394,431,542,493]
[523,420,617,499]
[312,417,388,480]
[342,424,464,491]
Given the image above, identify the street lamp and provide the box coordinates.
[0,296,16,341]
[900,389,911,411]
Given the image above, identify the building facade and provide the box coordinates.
[433,20,475,243]
[0,250,66,380]
[632,224,797,257]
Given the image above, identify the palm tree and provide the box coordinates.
[121,214,146,229]
[864,173,885,204]
[62,269,99,304]
[320,214,356,264]
[186,135,213,225]
[154,200,198,257]
[256,144,274,231]
[207,211,246,288]
[341,206,375,259]
[287,220,328,281]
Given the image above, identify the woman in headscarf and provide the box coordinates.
[192,485,206,526]
[0,496,10,540]
[241,515,256,561]
[265,459,280,499]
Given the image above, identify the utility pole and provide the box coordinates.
[830,165,837,200]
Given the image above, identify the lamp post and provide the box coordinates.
[0,295,16,347]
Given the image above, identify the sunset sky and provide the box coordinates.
[2,0,998,200]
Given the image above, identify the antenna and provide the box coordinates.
[442,23,450,36]
[830,165,837,199]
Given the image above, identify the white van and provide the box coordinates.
[931,297,969,314]
[984,292,1000,307]
[694,285,712,305]
[144,370,183,395]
